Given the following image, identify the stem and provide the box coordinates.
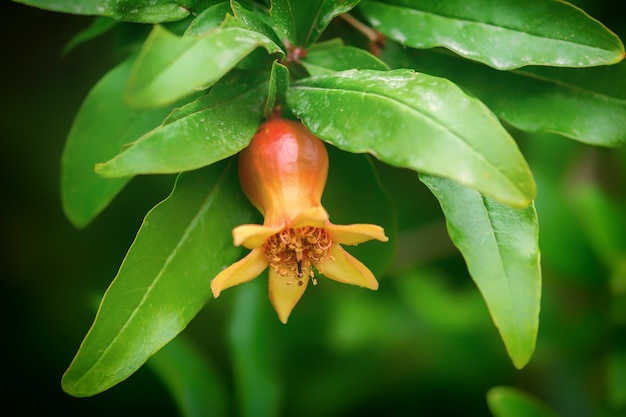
[340,13,385,45]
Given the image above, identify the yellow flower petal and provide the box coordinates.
[268,268,309,323]
[211,249,268,298]
[288,206,329,228]
[325,223,389,245]
[318,244,379,290]
[233,224,281,249]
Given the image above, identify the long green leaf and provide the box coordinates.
[13,0,194,23]
[270,0,361,47]
[487,386,560,417]
[147,335,229,417]
[62,161,256,397]
[359,0,625,70]
[287,69,536,208]
[96,70,269,177]
[61,57,175,228]
[125,24,281,108]
[382,46,626,147]
[420,174,541,369]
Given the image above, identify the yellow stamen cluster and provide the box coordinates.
[265,226,332,286]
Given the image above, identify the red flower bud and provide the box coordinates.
[238,119,328,226]
[211,118,389,323]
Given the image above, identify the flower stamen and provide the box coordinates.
[265,227,332,285]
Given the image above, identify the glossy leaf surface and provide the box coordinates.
[96,71,269,177]
[125,24,280,108]
[62,161,256,397]
[14,0,195,22]
[270,0,361,47]
[359,0,625,70]
[383,47,626,146]
[185,2,233,36]
[420,174,541,368]
[61,58,175,227]
[287,69,536,207]
[231,0,283,47]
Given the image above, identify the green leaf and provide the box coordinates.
[96,70,269,177]
[420,174,541,369]
[302,44,389,76]
[270,0,361,47]
[323,147,396,278]
[125,24,281,108]
[147,335,229,417]
[62,161,257,397]
[228,278,282,417]
[14,0,195,23]
[382,46,626,147]
[487,386,560,417]
[359,0,625,70]
[62,17,117,56]
[569,183,626,268]
[231,0,283,47]
[287,69,536,208]
[61,57,176,228]
[185,2,233,36]
[265,61,290,117]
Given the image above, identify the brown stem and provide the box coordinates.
[340,13,387,53]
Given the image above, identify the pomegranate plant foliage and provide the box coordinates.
[419,174,541,369]
[61,57,177,227]
[487,386,561,417]
[359,0,624,70]
[15,0,625,404]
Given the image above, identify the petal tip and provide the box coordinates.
[268,269,308,324]
[210,284,221,299]
[277,312,290,324]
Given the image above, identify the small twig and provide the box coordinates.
[340,13,379,43]
[340,13,386,55]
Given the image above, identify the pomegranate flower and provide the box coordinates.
[211,118,388,323]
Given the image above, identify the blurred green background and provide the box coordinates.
[3,1,625,416]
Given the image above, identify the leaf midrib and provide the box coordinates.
[479,195,525,349]
[292,84,527,201]
[66,165,229,393]
[366,1,621,53]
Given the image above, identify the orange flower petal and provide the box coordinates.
[318,244,379,290]
[211,249,268,298]
[233,224,281,249]
[325,223,389,245]
[288,206,329,228]
[268,268,309,323]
